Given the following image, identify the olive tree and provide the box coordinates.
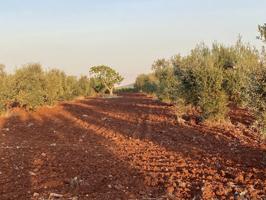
[76,76,93,96]
[44,69,65,104]
[10,63,47,110]
[134,73,157,94]
[152,58,179,102]
[89,65,123,95]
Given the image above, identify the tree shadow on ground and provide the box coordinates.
[61,94,266,198]
[64,95,266,171]
[0,115,33,200]
[0,106,157,200]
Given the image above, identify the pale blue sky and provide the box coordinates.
[0,0,265,84]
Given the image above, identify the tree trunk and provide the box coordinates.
[109,87,113,95]
[104,84,113,96]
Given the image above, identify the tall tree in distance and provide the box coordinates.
[258,23,266,42]
[89,65,123,95]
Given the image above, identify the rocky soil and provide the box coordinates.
[0,93,265,200]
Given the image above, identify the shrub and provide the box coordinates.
[44,69,66,105]
[248,67,266,133]
[223,39,261,106]
[62,76,80,100]
[10,63,47,110]
[152,59,179,102]
[76,76,94,96]
[222,68,250,106]
[180,66,228,120]
[115,87,137,93]
[134,74,157,94]
[134,74,146,91]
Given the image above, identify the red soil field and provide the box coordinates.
[0,93,265,199]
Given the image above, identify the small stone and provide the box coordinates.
[114,184,124,190]
[220,170,226,177]
[41,153,46,157]
[240,190,247,198]
[33,192,39,197]
[108,184,112,189]
[50,143,56,147]
[179,181,186,188]
[49,193,63,199]
[102,117,108,121]
[167,193,176,200]
[177,117,186,125]
[129,194,136,199]
[33,159,44,166]
[82,114,88,118]
[28,123,34,127]
[29,171,36,176]
[227,181,235,188]
[70,177,79,188]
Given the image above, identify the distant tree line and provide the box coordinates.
[135,28,266,134]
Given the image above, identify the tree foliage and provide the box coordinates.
[44,69,66,104]
[152,59,179,102]
[89,65,123,95]
[9,64,47,110]
[179,66,228,120]
[135,38,266,128]
[0,63,94,112]
[134,74,157,94]
[248,67,266,132]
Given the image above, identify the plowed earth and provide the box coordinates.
[0,93,265,200]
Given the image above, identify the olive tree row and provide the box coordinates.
[135,34,266,133]
[0,63,94,112]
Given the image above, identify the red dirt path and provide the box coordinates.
[0,93,265,200]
